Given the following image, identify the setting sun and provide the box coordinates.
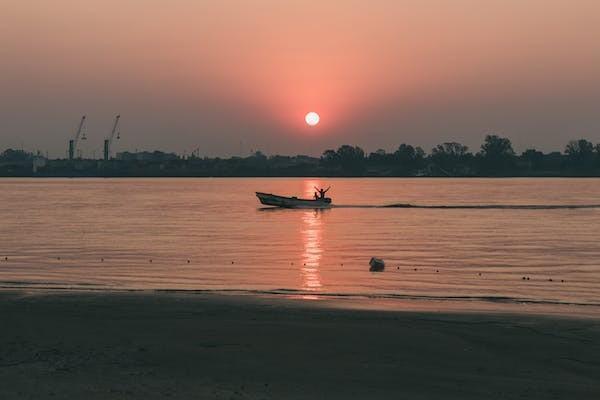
[305,112,320,127]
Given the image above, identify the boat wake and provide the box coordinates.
[332,203,600,210]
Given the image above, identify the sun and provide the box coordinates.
[305,112,320,126]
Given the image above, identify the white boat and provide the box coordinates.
[256,192,332,208]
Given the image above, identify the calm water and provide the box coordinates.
[1,178,600,311]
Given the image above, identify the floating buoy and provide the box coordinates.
[187,260,190,264]
[369,257,385,272]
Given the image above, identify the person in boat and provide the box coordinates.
[314,186,331,200]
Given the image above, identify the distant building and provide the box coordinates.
[32,156,47,173]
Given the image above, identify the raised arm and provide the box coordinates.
[324,186,331,193]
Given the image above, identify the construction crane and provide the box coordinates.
[68,115,87,160]
[103,115,121,161]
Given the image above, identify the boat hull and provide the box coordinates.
[256,192,332,209]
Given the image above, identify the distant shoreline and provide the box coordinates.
[3,174,600,178]
[3,135,600,177]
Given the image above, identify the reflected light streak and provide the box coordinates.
[300,180,324,298]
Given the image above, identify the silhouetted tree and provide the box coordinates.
[521,149,545,171]
[431,142,469,157]
[368,149,390,165]
[480,135,514,158]
[565,139,595,169]
[478,134,515,174]
[365,144,421,175]
[336,145,365,174]
[395,144,425,165]
[430,142,471,175]
[321,149,338,167]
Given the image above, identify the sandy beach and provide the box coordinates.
[1,290,599,399]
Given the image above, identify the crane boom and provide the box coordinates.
[68,115,86,160]
[73,115,86,148]
[108,115,121,147]
[103,115,121,161]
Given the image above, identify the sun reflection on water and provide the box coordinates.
[300,180,325,299]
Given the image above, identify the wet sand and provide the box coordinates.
[1,290,599,399]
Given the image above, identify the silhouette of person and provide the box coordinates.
[314,186,330,199]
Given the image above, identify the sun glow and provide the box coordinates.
[305,112,320,126]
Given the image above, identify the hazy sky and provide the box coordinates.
[2,0,600,157]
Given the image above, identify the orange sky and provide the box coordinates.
[2,0,600,156]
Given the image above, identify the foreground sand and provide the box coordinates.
[1,291,599,399]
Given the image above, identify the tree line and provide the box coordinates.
[2,135,600,177]
[320,135,600,176]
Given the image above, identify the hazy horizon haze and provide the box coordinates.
[2,0,600,157]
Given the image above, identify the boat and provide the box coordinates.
[256,192,332,208]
